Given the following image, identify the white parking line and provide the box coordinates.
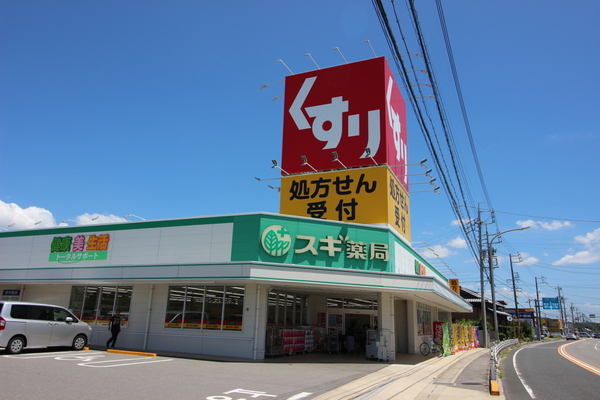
[3,351,105,359]
[4,350,172,368]
[79,357,173,368]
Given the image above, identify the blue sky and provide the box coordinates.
[1,1,599,324]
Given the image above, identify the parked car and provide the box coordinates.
[0,301,92,354]
[578,332,591,338]
[565,333,578,340]
[593,333,600,339]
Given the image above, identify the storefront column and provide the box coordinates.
[406,300,417,354]
[246,283,270,360]
[377,292,396,355]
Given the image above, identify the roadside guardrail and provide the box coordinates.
[489,338,519,395]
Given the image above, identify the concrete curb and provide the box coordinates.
[106,349,157,357]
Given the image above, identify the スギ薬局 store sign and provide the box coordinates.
[281,57,408,189]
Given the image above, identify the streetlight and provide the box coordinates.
[124,214,145,221]
[488,226,530,342]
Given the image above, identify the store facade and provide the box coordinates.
[0,212,470,359]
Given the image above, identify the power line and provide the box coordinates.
[433,0,495,219]
[479,208,600,224]
[372,0,483,264]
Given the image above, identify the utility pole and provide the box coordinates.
[560,292,569,334]
[477,205,488,348]
[509,254,522,341]
[486,225,530,343]
[487,224,500,341]
[534,277,545,340]
[557,286,565,336]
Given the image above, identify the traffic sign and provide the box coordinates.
[542,297,560,310]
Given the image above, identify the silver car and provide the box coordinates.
[0,301,92,354]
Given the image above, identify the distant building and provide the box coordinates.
[452,287,509,340]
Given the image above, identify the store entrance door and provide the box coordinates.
[344,313,373,354]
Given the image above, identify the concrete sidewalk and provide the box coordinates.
[311,348,503,399]
[90,345,502,399]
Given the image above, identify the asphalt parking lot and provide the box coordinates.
[1,348,387,400]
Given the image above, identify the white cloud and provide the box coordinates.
[416,236,466,261]
[421,244,456,259]
[446,236,467,249]
[509,252,538,266]
[574,228,600,245]
[585,303,600,311]
[451,218,473,227]
[0,200,55,229]
[552,227,600,266]
[1,200,127,230]
[517,219,573,231]
[552,250,600,266]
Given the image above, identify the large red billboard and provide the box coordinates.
[281,57,408,189]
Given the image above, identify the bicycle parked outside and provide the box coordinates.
[419,337,444,357]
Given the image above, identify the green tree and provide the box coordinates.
[520,320,534,340]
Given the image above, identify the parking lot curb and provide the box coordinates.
[107,349,157,357]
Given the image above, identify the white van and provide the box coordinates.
[0,301,93,354]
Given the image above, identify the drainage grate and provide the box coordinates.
[460,382,483,386]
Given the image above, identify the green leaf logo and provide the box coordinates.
[261,225,292,257]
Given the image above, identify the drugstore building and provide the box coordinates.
[0,57,472,359]
[0,212,470,359]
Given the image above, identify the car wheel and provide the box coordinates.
[7,336,25,354]
[72,334,87,351]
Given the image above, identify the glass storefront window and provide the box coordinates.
[223,286,245,331]
[183,286,206,329]
[204,286,225,330]
[115,286,132,326]
[294,294,307,325]
[165,285,244,331]
[327,298,343,308]
[82,286,99,324]
[267,290,308,326]
[69,286,132,327]
[417,302,432,336]
[343,298,376,310]
[438,311,451,324]
[98,286,116,326]
[276,292,286,325]
[165,286,186,328]
[327,298,377,310]
[68,286,85,319]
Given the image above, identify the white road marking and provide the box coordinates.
[3,351,105,359]
[513,347,536,399]
[286,393,313,400]
[79,357,173,367]
[4,350,172,368]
